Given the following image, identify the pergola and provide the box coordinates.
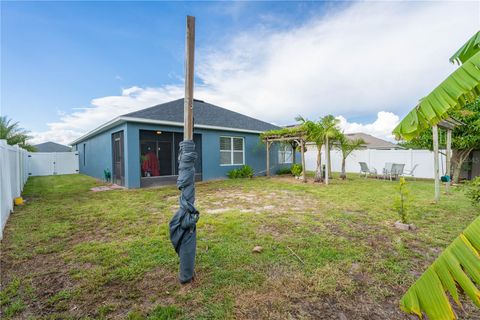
[262,131,307,182]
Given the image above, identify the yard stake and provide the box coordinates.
[169,15,199,284]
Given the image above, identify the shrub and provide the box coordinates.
[394,177,409,223]
[276,167,292,175]
[466,176,480,206]
[227,165,254,179]
[291,164,303,177]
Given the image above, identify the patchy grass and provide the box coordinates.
[1,174,478,319]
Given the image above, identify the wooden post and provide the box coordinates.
[292,142,296,165]
[184,16,195,140]
[325,136,329,185]
[432,125,440,202]
[266,141,270,177]
[301,140,306,182]
[446,129,452,194]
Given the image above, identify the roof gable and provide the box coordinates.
[33,142,72,152]
[346,132,403,149]
[122,99,279,132]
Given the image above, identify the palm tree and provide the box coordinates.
[296,116,325,182]
[296,115,340,183]
[335,132,365,180]
[320,115,340,184]
[0,116,36,151]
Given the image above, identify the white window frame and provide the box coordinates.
[220,136,245,166]
[278,144,293,164]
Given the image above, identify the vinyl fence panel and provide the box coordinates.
[305,145,446,179]
[0,140,28,239]
[28,152,79,176]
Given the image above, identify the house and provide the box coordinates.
[33,141,72,152]
[71,99,293,188]
[344,133,404,150]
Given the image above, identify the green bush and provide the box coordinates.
[291,164,303,177]
[466,176,480,206]
[227,165,254,179]
[276,167,292,175]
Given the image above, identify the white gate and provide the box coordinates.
[28,152,79,176]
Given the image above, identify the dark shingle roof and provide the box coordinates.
[346,133,403,150]
[122,99,279,132]
[33,142,72,152]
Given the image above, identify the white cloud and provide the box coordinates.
[31,1,479,145]
[336,112,400,142]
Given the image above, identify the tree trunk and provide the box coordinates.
[340,157,346,180]
[328,141,333,178]
[314,146,323,182]
[451,148,473,183]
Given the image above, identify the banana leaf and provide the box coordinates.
[400,215,480,319]
[393,51,480,140]
[450,31,480,65]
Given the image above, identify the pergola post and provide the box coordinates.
[266,140,271,177]
[446,129,452,194]
[301,140,306,183]
[432,125,440,202]
[325,136,329,185]
[292,142,296,165]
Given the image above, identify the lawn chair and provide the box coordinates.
[359,162,377,178]
[403,164,419,180]
[389,163,405,180]
[382,162,394,180]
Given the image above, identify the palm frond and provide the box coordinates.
[450,31,480,65]
[393,51,480,141]
[400,216,480,319]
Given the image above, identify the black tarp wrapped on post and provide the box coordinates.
[169,140,199,283]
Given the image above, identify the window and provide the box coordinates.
[278,144,293,164]
[220,136,244,165]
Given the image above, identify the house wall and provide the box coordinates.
[74,123,127,184]
[125,122,291,187]
[75,122,295,189]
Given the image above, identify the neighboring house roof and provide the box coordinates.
[33,142,72,152]
[71,98,279,145]
[345,133,403,150]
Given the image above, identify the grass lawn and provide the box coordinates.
[1,174,478,319]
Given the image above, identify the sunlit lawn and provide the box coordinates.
[1,173,478,319]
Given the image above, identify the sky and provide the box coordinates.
[1,1,479,145]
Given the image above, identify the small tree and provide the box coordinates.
[0,116,36,151]
[335,133,365,180]
[394,177,409,223]
[320,115,341,181]
[296,115,340,183]
[466,176,480,206]
[296,116,325,182]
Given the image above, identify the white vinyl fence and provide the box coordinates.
[0,140,29,239]
[28,152,79,176]
[305,145,447,179]
[1,143,79,239]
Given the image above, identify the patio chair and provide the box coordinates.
[403,164,419,180]
[389,163,405,180]
[382,162,394,179]
[359,162,377,178]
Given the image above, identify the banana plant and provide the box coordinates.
[400,215,480,319]
[393,31,480,141]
